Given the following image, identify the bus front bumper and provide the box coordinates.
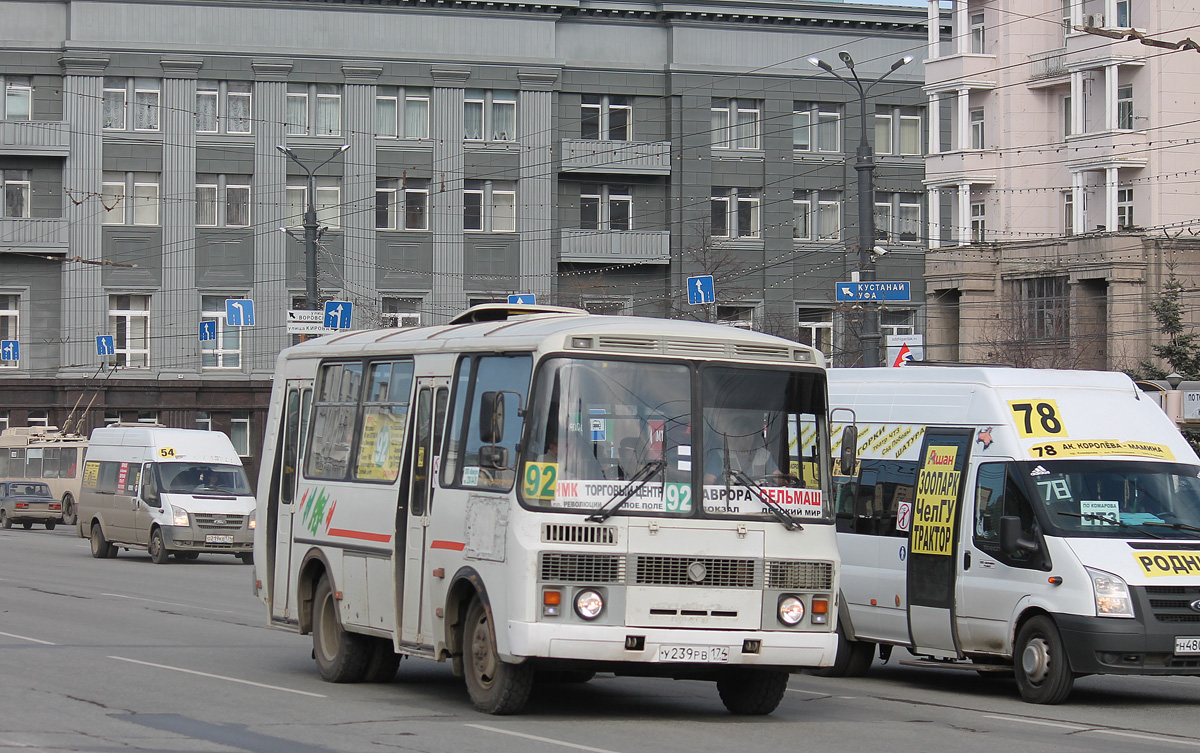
[506,621,837,669]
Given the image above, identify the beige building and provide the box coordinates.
[918,0,1200,369]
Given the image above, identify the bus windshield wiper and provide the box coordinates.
[1142,520,1200,534]
[725,468,803,531]
[586,459,666,523]
[1057,511,1165,538]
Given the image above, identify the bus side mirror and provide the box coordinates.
[479,392,505,444]
[839,425,858,475]
[999,515,1039,556]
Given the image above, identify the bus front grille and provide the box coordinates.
[635,556,757,588]
[765,560,834,590]
[542,523,617,546]
[540,553,626,584]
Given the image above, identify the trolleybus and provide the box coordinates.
[0,427,86,526]
[254,304,840,714]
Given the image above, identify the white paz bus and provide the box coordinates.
[254,304,840,714]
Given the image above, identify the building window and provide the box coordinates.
[1116,0,1130,28]
[899,199,922,243]
[817,192,842,241]
[3,76,32,121]
[382,296,423,327]
[1117,85,1134,130]
[899,115,922,155]
[874,109,922,156]
[376,178,429,231]
[874,201,892,242]
[1117,187,1134,229]
[102,78,160,131]
[712,98,761,150]
[581,94,631,141]
[27,410,48,427]
[793,194,812,240]
[875,112,893,155]
[287,83,341,136]
[195,80,252,135]
[108,294,150,368]
[230,412,251,457]
[579,185,632,231]
[881,309,915,338]
[970,108,985,149]
[0,294,17,369]
[285,179,341,229]
[717,304,756,330]
[1063,95,1072,138]
[971,202,986,243]
[2,170,31,218]
[1063,190,1074,233]
[375,86,430,139]
[101,172,159,226]
[196,177,251,227]
[970,13,986,53]
[464,89,517,141]
[874,193,922,243]
[200,294,241,368]
[463,180,516,232]
[797,307,834,365]
[1019,276,1069,341]
[195,410,212,431]
[103,78,127,130]
[710,188,760,239]
[791,104,843,153]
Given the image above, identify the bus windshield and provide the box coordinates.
[1018,460,1200,539]
[157,463,252,495]
[519,357,830,523]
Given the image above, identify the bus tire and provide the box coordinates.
[1,510,10,529]
[312,575,370,683]
[90,523,113,559]
[45,521,56,531]
[463,596,534,714]
[148,528,171,564]
[810,627,875,678]
[717,668,789,715]
[363,638,402,683]
[1014,615,1074,704]
[62,494,76,527]
[238,553,254,565]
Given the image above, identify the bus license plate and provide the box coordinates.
[657,645,729,663]
[205,534,234,545]
[1176,637,1200,655]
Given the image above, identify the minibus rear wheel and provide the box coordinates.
[463,596,534,714]
[312,574,370,683]
[810,626,874,678]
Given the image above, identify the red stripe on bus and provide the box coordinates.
[327,528,392,543]
[430,540,466,551]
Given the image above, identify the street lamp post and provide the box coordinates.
[808,52,912,368]
[276,144,350,311]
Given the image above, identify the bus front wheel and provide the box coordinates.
[463,597,533,714]
[312,575,370,683]
[717,668,789,715]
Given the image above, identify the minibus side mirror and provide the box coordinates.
[839,425,858,475]
[479,392,505,444]
[999,515,1040,556]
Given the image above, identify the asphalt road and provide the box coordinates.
[4,525,1200,753]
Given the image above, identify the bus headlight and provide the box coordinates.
[1087,567,1134,618]
[574,589,604,620]
[778,595,805,626]
[248,510,256,530]
[171,505,190,527]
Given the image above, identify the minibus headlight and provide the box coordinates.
[574,589,604,620]
[1087,567,1134,618]
[778,595,806,626]
[171,505,190,527]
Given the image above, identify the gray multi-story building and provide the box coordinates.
[0,0,936,474]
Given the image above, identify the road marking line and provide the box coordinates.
[107,656,326,698]
[787,688,829,696]
[1095,730,1200,748]
[0,631,56,646]
[983,714,1086,730]
[467,724,623,753]
[101,593,237,614]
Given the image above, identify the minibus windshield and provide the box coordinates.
[157,463,252,495]
[1018,460,1200,539]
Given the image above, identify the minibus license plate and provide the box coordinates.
[657,645,729,663]
[1176,637,1200,655]
[205,534,234,545]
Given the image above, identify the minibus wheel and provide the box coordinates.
[463,596,533,714]
[717,668,789,715]
[90,523,113,558]
[1014,615,1074,704]
[148,528,171,565]
[810,627,874,678]
[312,575,370,683]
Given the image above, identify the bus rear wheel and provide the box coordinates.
[312,575,370,683]
[62,494,76,526]
[463,596,533,714]
[716,668,789,715]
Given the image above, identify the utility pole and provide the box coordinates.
[808,52,912,368]
[277,144,349,310]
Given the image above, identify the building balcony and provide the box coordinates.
[560,229,670,265]
[0,121,70,156]
[560,139,672,175]
[925,149,1000,185]
[1028,48,1068,84]
[1065,129,1149,166]
[924,53,998,93]
[0,217,69,252]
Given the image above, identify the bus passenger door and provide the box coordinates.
[400,379,447,647]
[271,381,312,622]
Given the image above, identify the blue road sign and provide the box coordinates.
[508,294,536,305]
[323,300,353,330]
[96,335,115,356]
[687,275,715,305]
[225,298,255,327]
[0,340,18,361]
[199,320,217,342]
[835,281,911,302]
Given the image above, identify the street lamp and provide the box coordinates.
[276,144,350,311]
[808,52,913,367]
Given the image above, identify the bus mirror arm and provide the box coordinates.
[999,516,1040,556]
